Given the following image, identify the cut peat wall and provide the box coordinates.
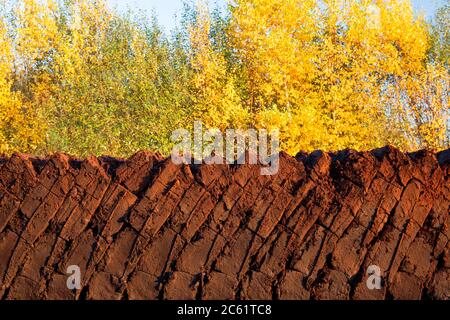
[0,146,448,300]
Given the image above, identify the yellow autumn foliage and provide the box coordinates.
[0,16,43,154]
[0,0,447,156]
[189,1,249,132]
[229,0,447,153]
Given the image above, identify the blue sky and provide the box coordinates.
[107,0,446,32]
[107,0,222,32]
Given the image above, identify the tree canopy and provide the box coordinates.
[0,0,448,156]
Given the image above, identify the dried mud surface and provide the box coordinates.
[0,146,448,300]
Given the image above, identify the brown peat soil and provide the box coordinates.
[0,146,448,300]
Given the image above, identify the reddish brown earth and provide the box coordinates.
[0,146,448,300]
